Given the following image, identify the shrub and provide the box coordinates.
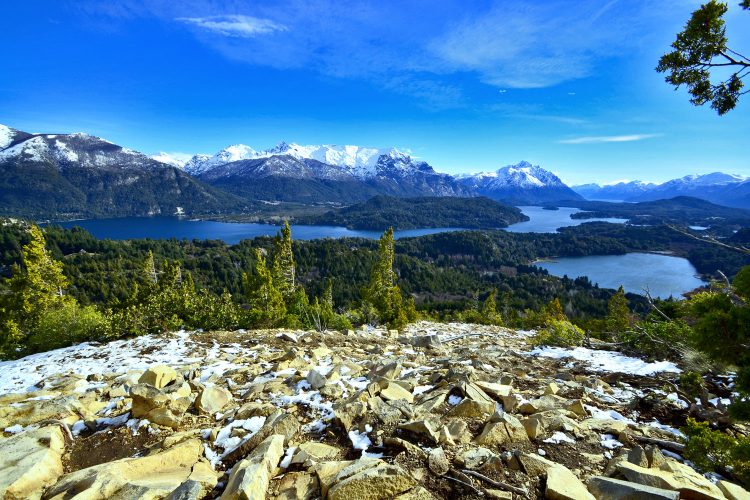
[533,319,585,347]
[683,418,750,486]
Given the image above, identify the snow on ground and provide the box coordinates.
[528,346,681,375]
[0,124,13,150]
[0,331,254,395]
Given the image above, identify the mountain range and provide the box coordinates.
[573,173,750,209]
[1,122,747,219]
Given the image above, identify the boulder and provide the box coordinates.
[546,464,595,500]
[0,395,88,428]
[0,426,66,499]
[45,439,217,499]
[310,461,355,497]
[428,447,450,476]
[274,471,320,500]
[399,419,441,444]
[196,385,233,414]
[394,486,438,499]
[475,414,528,446]
[138,365,178,388]
[222,411,300,464]
[718,480,750,500]
[380,382,414,404]
[306,369,327,390]
[587,476,680,500]
[221,434,285,500]
[327,460,417,500]
[447,398,492,418]
[292,441,340,465]
[130,382,192,428]
[618,461,726,499]
[459,447,497,470]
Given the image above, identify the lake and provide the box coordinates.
[52,205,628,243]
[52,217,464,244]
[505,206,628,233]
[535,252,707,299]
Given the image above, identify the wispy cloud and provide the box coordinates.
[558,133,662,144]
[175,15,287,38]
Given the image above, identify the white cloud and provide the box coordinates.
[176,15,287,38]
[558,134,662,144]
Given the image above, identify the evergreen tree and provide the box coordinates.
[606,286,631,335]
[364,228,412,329]
[480,288,504,326]
[245,249,286,326]
[657,0,750,115]
[272,221,296,299]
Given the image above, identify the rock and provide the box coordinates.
[546,464,596,500]
[130,382,192,428]
[380,382,414,403]
[46,439,217,499]
[384,437,428,459]
[523,416,545,439]
[292,442,340,465]
[459,447,497,469]
[428,447,450,476]
[0,395,89,428]
[138,365,178,388]
[447,398,492,418]
[475,414,528,446]
[399,419,441,444]
[223,411,300,464]
[334,401,368,432]
[369,396,403,425]
[567,399,588,418]
[627,446,649,468]
[221,434,285,499]
[544,382,560,395]
[409,335,442,349]
[518,395,566,414]
[274,471,320,500]
[618,461,726,499]
[519,453,560,477]
[394,486,436,499]
[196,385,233,414]
[587,476,680,500]
[327,460,417,500]
[474,381,512,399]
[306,369,327,390]
[718,480,750,500]
[311,461,355,497]
[485,489,514,499]
[0,426,65,499]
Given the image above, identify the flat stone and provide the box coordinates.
[221,434,285,499]
[292,441,340,465]
[618,461,725,500]
[587,476,680,500]
[718,480,750,500]
[546,464,595,500]
[274,471,320,500]
[399,419,441,444]
[447,398,492,418]
[460,447,497,469]
[138,365,178,388]
[0,426,65,499]
[381,382,414,404]
[328,461,416,500]
[310,461,355,497]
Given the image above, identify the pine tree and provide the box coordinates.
[480,288,503,326]
[245,249,286,326]
[606,286,631,335]
[365,228,411,329]
[272,221,296,299]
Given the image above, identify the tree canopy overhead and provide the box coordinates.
[657,0,750,115]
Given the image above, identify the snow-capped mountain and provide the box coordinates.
[573,172,750,209]
[183,142,410,180]
[150,152,193,169]
[0,124,244,218]
[457,161,582,204]
[182,141,470,203]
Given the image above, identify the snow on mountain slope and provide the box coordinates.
[184,142,409,179]
[150,152,193,168]
[0,124,15,150]
[458,161,567,189]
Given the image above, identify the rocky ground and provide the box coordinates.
[0,321,747,499]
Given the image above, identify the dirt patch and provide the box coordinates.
[63,426,162,473]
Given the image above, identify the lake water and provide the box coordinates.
[52,217,464,244]
[52,205,628,243]
[535,252,706,299]
[506,206,628,233]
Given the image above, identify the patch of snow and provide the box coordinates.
[280,446,297,468]
[528,346,681,375]
[413,385,434,396]
[601,434,623,449]
[448,395,463,406]
[0,124,14,150]
[543,431,576,444]
[4,424,24,434]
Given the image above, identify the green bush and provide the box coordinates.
[27,302,110,352]
[619,319,694,358]
[683,418,750,486]
[533,319,585,347]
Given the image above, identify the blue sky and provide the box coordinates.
[1,0,748,184]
